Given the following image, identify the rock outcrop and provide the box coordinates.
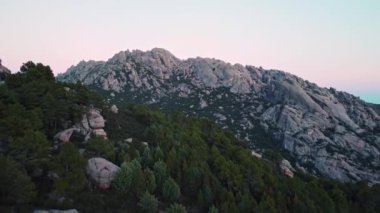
[279,159,295,178]
[110,105,119,113]
[0,59,11,81]
[54,107,107,144]
[57,48,380,184]
[86,157,120,189]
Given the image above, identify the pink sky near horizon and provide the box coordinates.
[1,0,379,102]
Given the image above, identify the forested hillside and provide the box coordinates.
[0,62,379,212]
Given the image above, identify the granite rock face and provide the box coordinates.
[58,48,380,184]
[54,107,107,144]
[280,159,295,178]
[86,157,120,189]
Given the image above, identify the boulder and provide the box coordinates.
[92,129,107,138]
[125,138,133,143]
[56,107,108,143]
[53,128,79,143]
[86,157,120,189]
[280,159,295,178]
[110,105,119,113]
[87,108,105,129]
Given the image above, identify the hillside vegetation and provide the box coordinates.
[0,62,379,212]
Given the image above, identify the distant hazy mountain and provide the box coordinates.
[57,48,380,184]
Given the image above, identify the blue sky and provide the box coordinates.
[0,0,379,103]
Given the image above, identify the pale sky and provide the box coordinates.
[1,0,379,103]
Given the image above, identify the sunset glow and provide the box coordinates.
[1,0,379,103]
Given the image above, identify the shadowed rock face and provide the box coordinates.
[57,48,380,184]
[0,60,11,81]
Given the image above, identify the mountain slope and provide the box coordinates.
[5,61,380,212]
[57,48,380,184]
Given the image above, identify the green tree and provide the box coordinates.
[114,159,145,195]
[162,177,181,202]
[153,160,168,188]
[208,205,219,213]
[330,187,348,213]
[166,203,187,213]
[138,191,159,213]
[20,61,54,81]
[9,130,50,174]
[0,155,37,205]
[153,146,164,161]
[144,168,157,193]
[238,193,257,213]
[53,143,86,195]
[142,146,153,167]
[114,161,134,194]
[183,166,202,197]
[85,137,115,161]
[220,192,238,213]
[257,194,277,213]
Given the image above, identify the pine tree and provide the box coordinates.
[162,177,181,202]
[0,155,37,204]
[53,143,86,196]
[138,191,159,213]
[166,203,187,213]
[144,168,157,193]
[153,160,168,188]
[9,130,50,174]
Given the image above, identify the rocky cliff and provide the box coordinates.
[0,59,11,81]
[57,48,380,184]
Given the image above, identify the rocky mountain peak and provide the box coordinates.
[57,48,380,184]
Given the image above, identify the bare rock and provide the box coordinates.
[87,108,105,129]
[86,157,120,189]
[54,128,79,143]
[280,159,295,178]
[110,105,119,113]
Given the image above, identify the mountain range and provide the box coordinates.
[57,48,380,184]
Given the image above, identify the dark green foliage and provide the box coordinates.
[220,192,238,213]
[166,203,187,213]
[85,137,115,161]
[143,168,157,193]
[114,159,145,196]
[138,191,159,213]
[162,177,181,202]
[153,160,168,189]
[113,161,133,194]
[208,205,219,213]
[8,130,50,174]
[52,143,86,195]
[238,193,257,213]
[0,155,37,205]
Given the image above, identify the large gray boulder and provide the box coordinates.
[86,157,120,189]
